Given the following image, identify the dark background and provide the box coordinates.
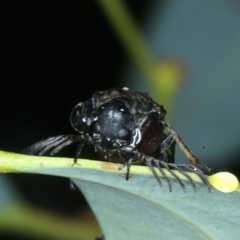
[0,1,151,239]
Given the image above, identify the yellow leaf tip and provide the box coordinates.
[208,172,239,193]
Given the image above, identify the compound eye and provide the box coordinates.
[70,99,94,133]
[118,128,132,141]
[91,121,100,134]
[70,103,85,133]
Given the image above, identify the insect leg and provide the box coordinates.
[172,163,212,192]
[49,135,83,155]
[144,157,163,188]
[125,162,131,180]
[139,152,209,192]
[164,123,213,173]
[23,135,82,156]
[168,163,196,192]
[152,159,173,192]
[118,156,133,180]
[160,133,175,154]
[158,160,186,192]
[73,140,86,165]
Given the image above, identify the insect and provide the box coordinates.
[23,87,212,192]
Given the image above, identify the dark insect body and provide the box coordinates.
[23,87,212,192]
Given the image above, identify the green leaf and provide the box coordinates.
[0,150,240,240]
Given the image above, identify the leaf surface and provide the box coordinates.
[0,151,239,240]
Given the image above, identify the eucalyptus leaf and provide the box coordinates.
[72,172,240,240]
[0,151,239,240]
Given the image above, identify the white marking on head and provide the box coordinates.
[129,128,141,148]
